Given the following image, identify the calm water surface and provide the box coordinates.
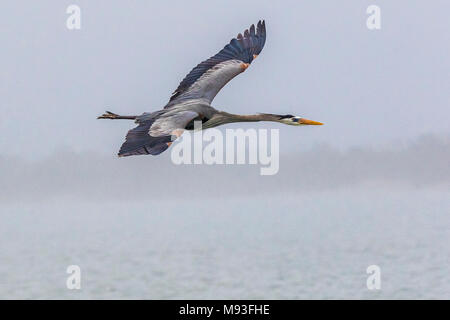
[0,187,449,299]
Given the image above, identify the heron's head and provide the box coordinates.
[278,114,323,126]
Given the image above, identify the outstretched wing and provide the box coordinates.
[118,110,200,157]
[166,20,266,107]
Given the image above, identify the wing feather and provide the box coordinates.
[166,20,266,107]
[118,110,200,157]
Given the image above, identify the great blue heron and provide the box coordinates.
[98,20,322,157]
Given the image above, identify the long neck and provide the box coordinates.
[220,111,281,123]
[203,112,281,129]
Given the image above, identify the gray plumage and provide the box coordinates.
[98,20,322,157]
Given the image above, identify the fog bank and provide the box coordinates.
[0,134,448,203]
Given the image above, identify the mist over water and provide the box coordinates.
[0,136,449,299]
[0,134,448,202]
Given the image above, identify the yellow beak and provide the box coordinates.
[299,118,323,125]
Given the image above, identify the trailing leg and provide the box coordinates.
[97,111,137,120]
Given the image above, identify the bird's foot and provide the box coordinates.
[97,111,119,119]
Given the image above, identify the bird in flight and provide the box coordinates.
[98,20,323,157]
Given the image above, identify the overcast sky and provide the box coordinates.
[1,0,449,159]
